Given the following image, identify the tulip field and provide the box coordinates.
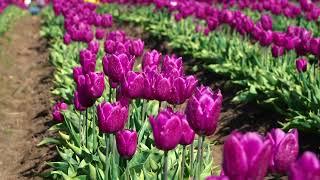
[1,0,320,179]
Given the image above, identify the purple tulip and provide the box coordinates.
[130,39,144,57]
[185,86,222,136]
[84,30,94,43]
[260,14,273,30]
[81,72,105,99]
[149,108,182,151]
[116,130,137,159]
[168,75,198,105]
[273,32,286,46]
[142,69,157,100]
[95,28,105,40]
[179,114,195,146]
[289,151,320,180]
[154,73,172,102]
[102,53,135,84]
[101,14,113,28]
[63,33,72,45]
[122,71,145,99]
[52,102,68,122]
[107,30,126,43]
[97,101,129,134]
[271,45,285,58]
[310,38,320,56]
[295,58,308,73]
[162,55,184,78]
[88,41,100,55]
[104,40,116,54]
[142,50,162,72]
[223,132,272,180]
[73,90,94,111]
[259,30,273,47]
[206,176,229,180]
[266,128,299,174]
[116,86,131,107]
[73,66,84,84]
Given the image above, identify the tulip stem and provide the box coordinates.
[163,151,168,180]
[158,101,162,114]
[190,143,194,176]
[105,134,110,180]
[109,87,112,102]
[125,159,130,180]
[79,112,82,146]
[141,99,146,122]
[86,109,88,148]
[196,136,205,180]
[92,107,96,152]
[180,146,186,179]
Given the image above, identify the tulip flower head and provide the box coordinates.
[52,102,68,122]
[149,108,182,151]
[266,128,299,174]
[185,86,222,136]
[295,58,308,73]
[223,132,272,180]
[97,101,129,134]
[179,113,195,146]
[116,130,138,159]
[289,151,320,180]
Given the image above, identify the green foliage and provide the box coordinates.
[0,6,26,36]
[99,4,320,133]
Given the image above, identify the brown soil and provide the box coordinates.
[0,15,55,179]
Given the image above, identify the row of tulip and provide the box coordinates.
[212,0,320,22]
[0,6,26,36]
[41,1,320,179]
[99,3,320,133]
[0,0,28,14]
[103,0,320,60]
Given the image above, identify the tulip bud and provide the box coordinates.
[289,151,320,180]
[52,102,68,122]
[259,30,273,47]
[168,75,198,105]
[116,86,131,107]
[162,55,184,78]
[267,129,299,174]
[116,130,137,159]
[107,30,126,43]
[179,114,195,146]
[122,71,145,99]
[97,101,129,133]
[84,72,105,99]
[101,14,113,28]
[131,39,144,57]
[142,69,157,100]
[295,58,308,73]
[149,108,182,151]
[88,41,99,55]
[84,30,94,43]
[186,86,222,136]
[102,53,135,84]
[206,176,229,180]
[63,33,72,45]
[223,132,272,179]
[104,40,116,54]
[73,90,94,111]
[154,74,172,102]
[271,45,285,58]
[142,50,161,72]
[95,28,105,40]
[260,14,273,30]
[73,66,84,84]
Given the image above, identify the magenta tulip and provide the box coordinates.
[149,108,182,151]
[223,132,272,180]
[52,102,68,122]
[295,58,308,73]
[266,128,299,174]
[289,151,320,180]
[116,130,138,159]
[97,101,129,133]
[185,86,222,136]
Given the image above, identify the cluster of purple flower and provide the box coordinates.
[105,0,318,72]
[0,0,27,14]
[214,0,320,21]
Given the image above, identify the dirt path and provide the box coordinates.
[0,15,54,179]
